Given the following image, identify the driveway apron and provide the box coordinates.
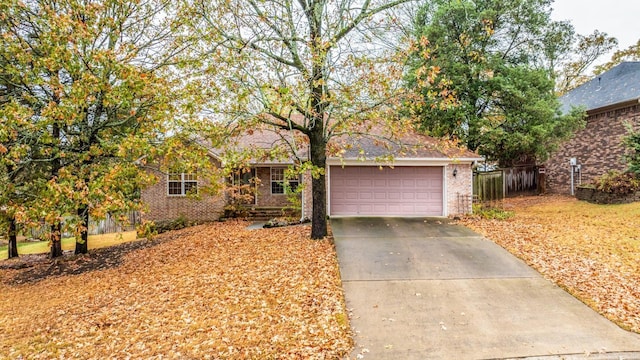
[332,217,640,360]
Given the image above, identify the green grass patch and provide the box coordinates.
[472,203,515,220]
[0,231,138,260]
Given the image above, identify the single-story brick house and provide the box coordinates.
[141,123,481,222]
[545,62,640,194]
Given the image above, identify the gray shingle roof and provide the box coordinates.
[331,128,480,160]
[227,121,481,163]
[560,61,640,113]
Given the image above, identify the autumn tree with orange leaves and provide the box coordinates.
[0,0,195,257]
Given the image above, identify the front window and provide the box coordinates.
[168,173,198,196]
[271,167,299,194]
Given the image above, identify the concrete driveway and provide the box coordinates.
[332,217,640,360]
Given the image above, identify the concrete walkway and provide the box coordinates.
[332,217,640,360]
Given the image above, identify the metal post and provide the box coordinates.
[569,158,577,196]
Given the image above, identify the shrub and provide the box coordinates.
[150,215,194,235]
[622,123,640,175]
[594,171,640,194]
[136,220,158,240]
[472,203,514,220]
[263,217,310,228]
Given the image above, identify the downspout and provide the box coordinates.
[300,187,306,222]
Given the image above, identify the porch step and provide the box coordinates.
[228,208,301,221]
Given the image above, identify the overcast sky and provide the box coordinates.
[551,0,640,64]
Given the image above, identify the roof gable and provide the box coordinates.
[226,120,480,163]
[222,127,307,165]
[560,62,640,113]
[330,124,479,161]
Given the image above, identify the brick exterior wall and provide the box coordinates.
[544,104,640,194]
[141,168,226,223]
[142,161,475,222]
[253,167,298,208]
[446,163,474,216]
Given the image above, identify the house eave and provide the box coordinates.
[205,149,223,161]
[326,157,481,166]
[248,160,297,166]
[587,97,640,116]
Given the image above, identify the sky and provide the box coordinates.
[551,0,640,65]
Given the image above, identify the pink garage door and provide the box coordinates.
[329,166,443,216]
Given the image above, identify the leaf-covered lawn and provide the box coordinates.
[460,195,640,333]
[0,231,138,259]
[0,221,352,359]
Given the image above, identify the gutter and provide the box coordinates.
[587,98,640,116]
[326,157,482,167]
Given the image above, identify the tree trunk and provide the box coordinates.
[309,128,328,239]
[75,206,89,254]
[50,222,63,258]
[50,121,64,258]
[7,216,18,259]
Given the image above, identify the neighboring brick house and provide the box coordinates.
[141,123,481,222]
[545,62,640,194]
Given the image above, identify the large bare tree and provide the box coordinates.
[188,0,413,239]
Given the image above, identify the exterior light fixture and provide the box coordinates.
[453,165,458,177]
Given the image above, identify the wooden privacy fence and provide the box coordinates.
[474,166,539,201]
[89,211,140,235]
[503,166,538,195]
[473,170,504,201]
[28,211,140,240]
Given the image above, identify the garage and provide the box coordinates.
[329,166,444,216]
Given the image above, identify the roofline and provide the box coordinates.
[206,149,222,161]
[248,161,296,166]
[223,157,482,167]
[326,157,481,166]
[586,97,640,115]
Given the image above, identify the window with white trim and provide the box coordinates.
[271,167,299,194]
[167,173,198,196]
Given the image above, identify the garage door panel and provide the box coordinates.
[359,192,373,200]
[402,204,419,212]
[402,179,415,187]
[345,179,359,186]
[359,204,374,213]
[374,192,387,200]
[374,204,388,212]
[330,166,443,216]
[402,193,415,200]
[341,204,359,213]
[346,192,358,200]
[415,191,429,200]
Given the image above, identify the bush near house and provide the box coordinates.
[595,171,640,194]
[576,171,640,204]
